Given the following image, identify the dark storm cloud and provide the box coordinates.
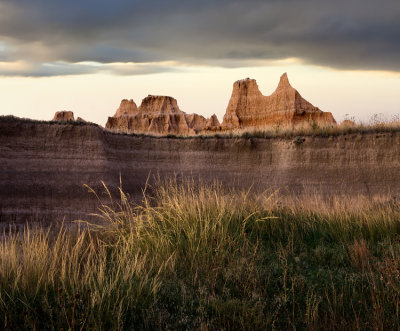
[0,0,399,76]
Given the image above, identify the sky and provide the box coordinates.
[0,0,399,125]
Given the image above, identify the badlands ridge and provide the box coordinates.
[1,116,399,223]
[103,73,336,135]
[4,73,398,223]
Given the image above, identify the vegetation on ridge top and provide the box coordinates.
[3,113,400,140]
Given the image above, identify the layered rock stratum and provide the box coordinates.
[222,73,336,129]
[1,117,399,223]
[106,95,217,135]
[105,73,335,135]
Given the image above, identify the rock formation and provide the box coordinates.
[53,111,74,122]
[185,113,208,132]
[205,114,221,131]
[106,95,193,135]
[106,95,218,135]
[114,99,138,117]
[222,73,336,129]
[106,73,335,135]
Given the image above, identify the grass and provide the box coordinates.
[1,179,400,329]
[231,115,400,140]
[0,115,99,127]
[4,114,400,140]
[108,120,400,140]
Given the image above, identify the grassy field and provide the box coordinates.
[1,179,400,330]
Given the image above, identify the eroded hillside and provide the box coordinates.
[1,116,399,222]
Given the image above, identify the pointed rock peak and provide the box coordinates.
[119,99,138,110]
[232,78,262,97]
[234,77,257,88]
[114,99,138,117]
[206,113,221,128]
[210,113,220,122]
[276,72,292,90]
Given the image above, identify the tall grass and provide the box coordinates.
[1,179,400,329]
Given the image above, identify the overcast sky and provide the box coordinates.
[0,0,399,124]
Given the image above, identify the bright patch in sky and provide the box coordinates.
[0,62,399,126]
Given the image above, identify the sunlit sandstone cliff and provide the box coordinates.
[222,73,336,129]
[1,117,399,223]
[106,95,218,135]
[106,73,335,135]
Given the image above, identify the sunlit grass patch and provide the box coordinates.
[1,179,400,329]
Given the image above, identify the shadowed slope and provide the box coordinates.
[1,116,399,222]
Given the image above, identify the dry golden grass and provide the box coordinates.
[1,178,400,329]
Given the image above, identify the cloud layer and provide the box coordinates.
[0,0,399,76]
